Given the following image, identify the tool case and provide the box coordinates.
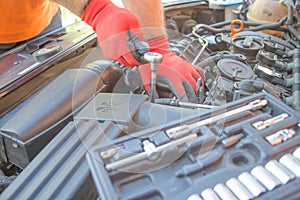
[86,92,300,200]
[0,93,197,199]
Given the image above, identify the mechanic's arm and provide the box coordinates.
[122,0,204,101]
[53,0,88,16]
[53,0,90,17]
[122,0,166,39]
[53,0,149,66]
[53,0,204,101]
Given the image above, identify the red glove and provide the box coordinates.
[139,37,205,101]
[81,0,149,67]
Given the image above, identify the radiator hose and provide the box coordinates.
[237,79,281,100]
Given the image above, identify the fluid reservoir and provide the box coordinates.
[246,0,289,36]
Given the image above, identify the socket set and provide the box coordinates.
[86,93,300,200]
[191,147,300,200]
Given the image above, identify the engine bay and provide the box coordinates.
[0,0,299,199]
[164,0,299,109]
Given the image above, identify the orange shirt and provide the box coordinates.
[0,1,59,43]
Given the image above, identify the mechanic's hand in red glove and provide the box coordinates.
[139,37,204,102]
[81,0,149,67]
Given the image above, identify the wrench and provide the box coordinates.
[166,99,268,139]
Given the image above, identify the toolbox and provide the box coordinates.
[86,92,300,200]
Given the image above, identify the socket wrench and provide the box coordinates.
[144,52,163,102]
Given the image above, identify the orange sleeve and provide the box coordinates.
[0,0,59,43]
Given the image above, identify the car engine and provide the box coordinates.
[0,0,299,199]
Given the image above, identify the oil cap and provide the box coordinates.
[217,58,254,81]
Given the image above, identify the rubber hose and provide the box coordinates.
[238,79,281,100]
[280,0,294,25]
[191,18,287,35]
[263,82,282,100]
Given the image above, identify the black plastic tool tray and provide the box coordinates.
[86,93,300,200]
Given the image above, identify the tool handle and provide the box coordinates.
[230,19,244,37]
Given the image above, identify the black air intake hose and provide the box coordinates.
[0,60,123,150]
